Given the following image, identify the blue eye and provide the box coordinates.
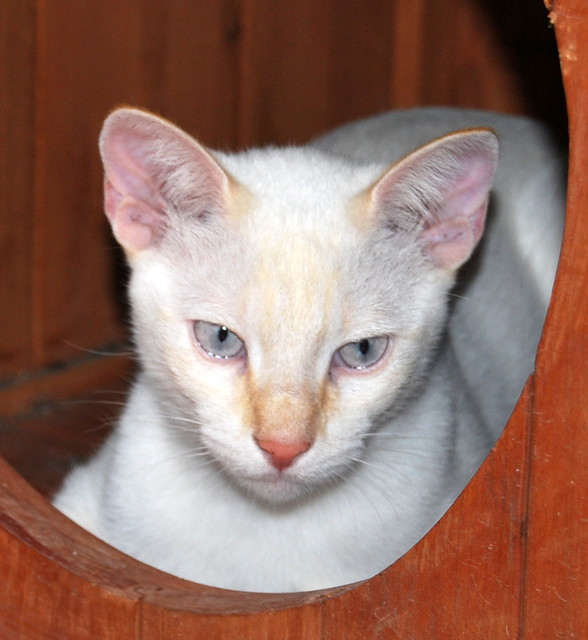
[193,321,244,359]
[336,336,389,370]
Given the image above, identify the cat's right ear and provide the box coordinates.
[99,108,231,255]
[366,128,499,271]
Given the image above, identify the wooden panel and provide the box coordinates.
[389,0,565,128]
[237,0,393,147]
[392,0,521,109]
[325,0,393,128]
[522,1,588,637]
[0,358,132,497]
[0,459,142,639]
[33,0,143,368]
[1,535,140,639]
[0,1,36,377]
[237,0,332,146]
[141,601,324,640]
[389,0,428,107]
[130,0,240,148]
[420,0,526,112]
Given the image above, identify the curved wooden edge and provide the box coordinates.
[0,453,351,616]
[522,1,588,637]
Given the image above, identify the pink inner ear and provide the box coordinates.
[112,195,166,253]
[370,130,498,272]
[104,175,167,253]
[420,159,492,270]
[420,206,487,269]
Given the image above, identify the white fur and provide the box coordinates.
[54,107,564,592]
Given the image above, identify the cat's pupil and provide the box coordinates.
[218,326,229,343]
[359,339,370,355]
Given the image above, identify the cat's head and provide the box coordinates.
[99,108,498,504]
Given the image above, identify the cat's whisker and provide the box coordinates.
[345,454,417,492]
[131,447,215,478]
[447,291,472,303]
[66,399,128,409]
[373,447,443,463]
[62,340,135,358]
[341,465,402,523]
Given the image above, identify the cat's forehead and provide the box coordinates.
[218,147,383,218]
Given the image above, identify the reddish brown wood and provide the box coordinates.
[237,0,332,147]
[0,352,132,419]
[522,1,588,637]
[0,0,36,378]
[389,0,565,129]
[33,0,143,368]
[325,0,393,128]
[389,0,427,107]
[422,0,525,113]
[129,0,241,149]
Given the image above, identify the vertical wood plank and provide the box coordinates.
[389,0,427,107]
[133,0,240,148]
[522,2,588,637]
[237,0,331,147]
[33,0,143,367]
[388,0,562,118]
[0,1,36,378]
[237,0,393,148]
[421,0,522,112]
[325,0,392,126]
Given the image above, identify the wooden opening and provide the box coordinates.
[1,1,586,637]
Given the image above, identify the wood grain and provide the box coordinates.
[237,0,332,147]
[0,1,36,378]
[522,1,588,637]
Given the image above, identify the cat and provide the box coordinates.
[54,106,564,593]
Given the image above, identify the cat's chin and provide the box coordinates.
[233,470,324,506]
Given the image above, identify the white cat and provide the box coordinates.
[54,107,564,593]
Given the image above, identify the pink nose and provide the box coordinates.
[255,439,311,470]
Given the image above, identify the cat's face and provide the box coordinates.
[100,109,497,504]
[127,150,453,503]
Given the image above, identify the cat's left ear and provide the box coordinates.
[369,129,499,271]
[99,108,232,255]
